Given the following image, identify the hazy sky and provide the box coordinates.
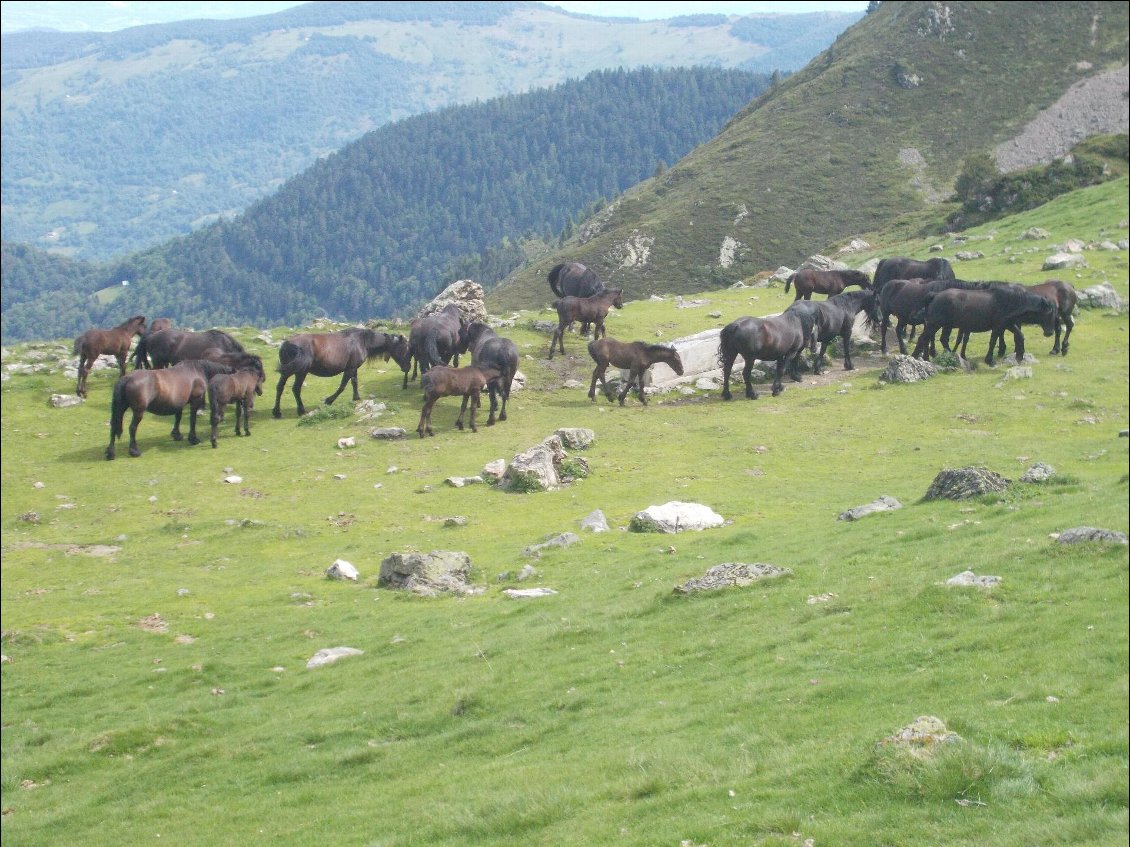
[1,1,869,34]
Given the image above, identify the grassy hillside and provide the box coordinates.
[491,0,1130,313]
[0,1,860,260]
[2,177,1126,844]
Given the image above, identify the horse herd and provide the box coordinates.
[73,257,1078,459]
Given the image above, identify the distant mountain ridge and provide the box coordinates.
[0,0,861,260]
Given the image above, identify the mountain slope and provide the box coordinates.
[490,0,1130,312]
[0,1,861,260]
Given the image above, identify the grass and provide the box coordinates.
[2,186,1128,845]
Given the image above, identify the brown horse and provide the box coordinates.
[913,284,1056,365]
[464,322,519,425]
[416,365,501,437]
[718,310,815,400]
[209,355,266,447]
[587,338,683,406]
[144,328,246,369]
[73,315,146,397]
[403,304,468,389]
[548,262,608,335]
[106,360,233,459]
[131,317,174,369]
[872,256,955,296]
[785,288,882,374]
[548,289,624,358]
[785,269,871,302]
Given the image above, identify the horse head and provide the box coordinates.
[1036,296,1058,337]
[386,334,412,373]
[611,289,624,309]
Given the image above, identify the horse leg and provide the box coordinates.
[771,358,787,397]
[1060,312,1074,355]
[455,393,469,430]
[273,374,290,418]
[243,397,253,437]
[549,325,563,359]
[486,384,499,426]
[720,352,736,401]
[76,356,89,397]
[291,373,308,416]
[588,362,605,401]
[116,352,127,378]
[187,400,202,446]
[468,392,480,432]
[417,397,435,438]
[841,332,854,371]
[635,367,648,406]
[324,369,352,406]
[1011,325,1025,363]
[127,409,144,457]
[742,358,758,400]
[210,401,223,448]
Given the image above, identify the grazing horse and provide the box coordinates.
[786,288,881,374]
[106,360,233,459]
[587,337,683,406]
[548,289,624,358]
[951,280,1079,360]
[209,355,266,447]
[872,256,955,296]
[718,310,815,400]
[144,328,246,369]
[73,315,146,397]
[463,322,519,425]
[878,278,993,355]
[784,269,871,302]
[913,284,1056,365]
[131,317,174,370]
[416,365,502,437]
[548,262,608,335]
[273,328,409,418]
[403,304,468,389]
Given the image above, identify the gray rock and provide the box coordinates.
[674,562,791,594]
[924,467,1010,501]
[378,550,481,596]
[1042,253,1087,271]
[1055,526,1128,545]
[370,427,407,440]
[503,436,566,492]
[630,501,724,533]
[49,394,84,408]
[838,495,902,521]
[443,516,468,528]
[325,559,359,581]
[878,716,961,758]
[524,532,580,558]
[1020,462,1056,483]
[881,355,938,383]
[954,251,984,261]
[797,254,849,272]
[946,570,1002,588]
[1021,227,1050,240]
[503,587,558,599]
[306,646,363,670]
[445,476,483,488]
[481,458,507,481]
[1078,282,1124,309]
[580,509,610,533]
[415,279,487,324]
[555,427,595,450]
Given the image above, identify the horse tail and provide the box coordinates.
[547,264,565,298]
[132,334,149,369]
[784,274,795,294]
[424,331,444,372]
[109,378,128,443]
[277,340,312,378]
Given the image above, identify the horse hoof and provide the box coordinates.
[105,451,115,461]
[129,448,141,458]
[211,441,217,448]
[272,410,282,419]
[188,437,200,446]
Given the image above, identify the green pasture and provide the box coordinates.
[2,184,1127,845]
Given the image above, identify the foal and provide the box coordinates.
[416,365,502,437]
[74,315,146,396]
[208,355,266,447]
[548,289,623,358]
[587,338,683,406]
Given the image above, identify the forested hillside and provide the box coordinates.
[0,0,859,261]
[2,66,766,341]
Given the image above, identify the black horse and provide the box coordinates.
[786,288,882,374]
[718,310,815,400]
[548,262,608,335]
[273,328,409,417]
[131,317,173,370]
[143,328,247,369]
[403,304,468,389]
[913,283,1056,365]
[463,322,519,425]
[784,268,871,302]
[872,256,955,297]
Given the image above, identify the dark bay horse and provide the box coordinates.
[913,284,1056,365]
[144,328,246,369]
[718,310,815,400]
[73,315,146,397]
[209,355,266,447]
[785,269,871,302]
[464,322,519,425]
[786,288,881,374]
[106,360,233,459]
[416,365,501,437]
[1028,279,1078,356]
[548,262,608,335]
[403,304,468,389]
[131,317,174,369]
[879,278,994,355]
[587,337,683,406]
[273,328,409,418]
[549,289,624,358]
[872,256,955,296]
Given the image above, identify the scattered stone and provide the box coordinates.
[355,400,386,420]
[481,458,507,481]
[834,238,872,256]
[306,646,363,670]
[562,379,585,390]
[337,437,356,449]
[674,562,791,594]
[516,564,538,581]
[415,279,487,324]
[378,550,482,596]
[923,467,1009,501]
[502,435,567,492]
[807,593,837,604]
[503,587,558,599]
[797,254,848,272]
[1078,282,1124,309]
[694,377,718,390]
[19,511,40,523]
[443,516,468,528]
[1021,227,1049,240]
[878,716,962,758]
[176,588,191,596]
[555,427,595,450]
[524,532,581,557]
[1021,462,1056,483]
[946,570,1002,587]
[370,427,407,440]
[32,481,45,489]
[580,509,610,533]
[630,501,724,533]
[954,251,984,261]
[325,559,360,581]
[881,355,937,383]
[1055,526,1128,545]
[1042,253,1087,271]
[1004,366,1033,380]
[838,495,902,521]
[445,476,484,488]
[333,474,347,480]
[49,394,84,408]
[223,475,243,484]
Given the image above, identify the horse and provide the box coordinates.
[784,269,871,302]
[718,310,815,400]
[208,355,266,447]
[548,262,608,335]
[548,289,624,359]
[463,322,519,425]
[131,317,174,370]
[949,279,1078,360]
[587,337,683,406]
[273,328,410,418]
[105,359,234,459]
[73,315,146,397]
[912,283,1056,365]
[403,304,468,389]
[878,278,993,355]
[872,256,955,297]
[786,288,881,374]
[416,365,502,438]
[144,328,246,369]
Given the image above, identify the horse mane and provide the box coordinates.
[177,359,235,378]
